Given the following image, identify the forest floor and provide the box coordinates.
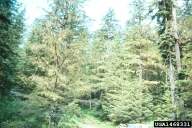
[78,119,99,128]
[77,109,154,128]
[77,109,118,128]
[78,118,117,128]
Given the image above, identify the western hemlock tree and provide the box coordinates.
[87,8,121,109]
[0,0,24,95]
[0,0,25,125]
[150,0,183,121]
[19,0,89,127]
[102,0,161,123]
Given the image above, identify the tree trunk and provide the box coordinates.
[139,48,143,119]
[89,92,92,109]
[139,49,142,82]
[48,116,51,128]
[172,7,181,72]
[169,52,177,121]
[166,68,168,84]
[100,90,103,100]
[172,5,184,121]
[174,41,181,72]
[50,43,59,127]
[139,63,142,82]
[53,44,59,92]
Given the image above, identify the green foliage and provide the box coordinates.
[179,19,192,119]
[2,0,192,126]
[86,8,122,108]
[0,0,25,94]
[79,109,118,128]
[95,0,164,123]
[0,0,25,125]
[158,29,175,63]
[150,0,174,34]
[57,103,81,128]
[0,95,21,127]
[103,81,154,124]
[182,0,192,16]
[16,0,90,127]
[153,89,173,120]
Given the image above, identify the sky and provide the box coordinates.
[17,0,131,31]
[84,0,131,31]
[17,0,49,25]
[17,0,184,31]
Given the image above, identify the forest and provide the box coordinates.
[0,0,192,127]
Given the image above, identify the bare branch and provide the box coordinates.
[39,55,49,68]
[59,55,68,68]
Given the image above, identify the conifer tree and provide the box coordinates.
[87,8,121,109]
[150,0,183,121]
[0,0,25,125]
[19,0,89,127]
[101,0,162,123]
[0,0,24,95]
[177,1,192,120]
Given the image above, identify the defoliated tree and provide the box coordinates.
[19,0,89,127]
